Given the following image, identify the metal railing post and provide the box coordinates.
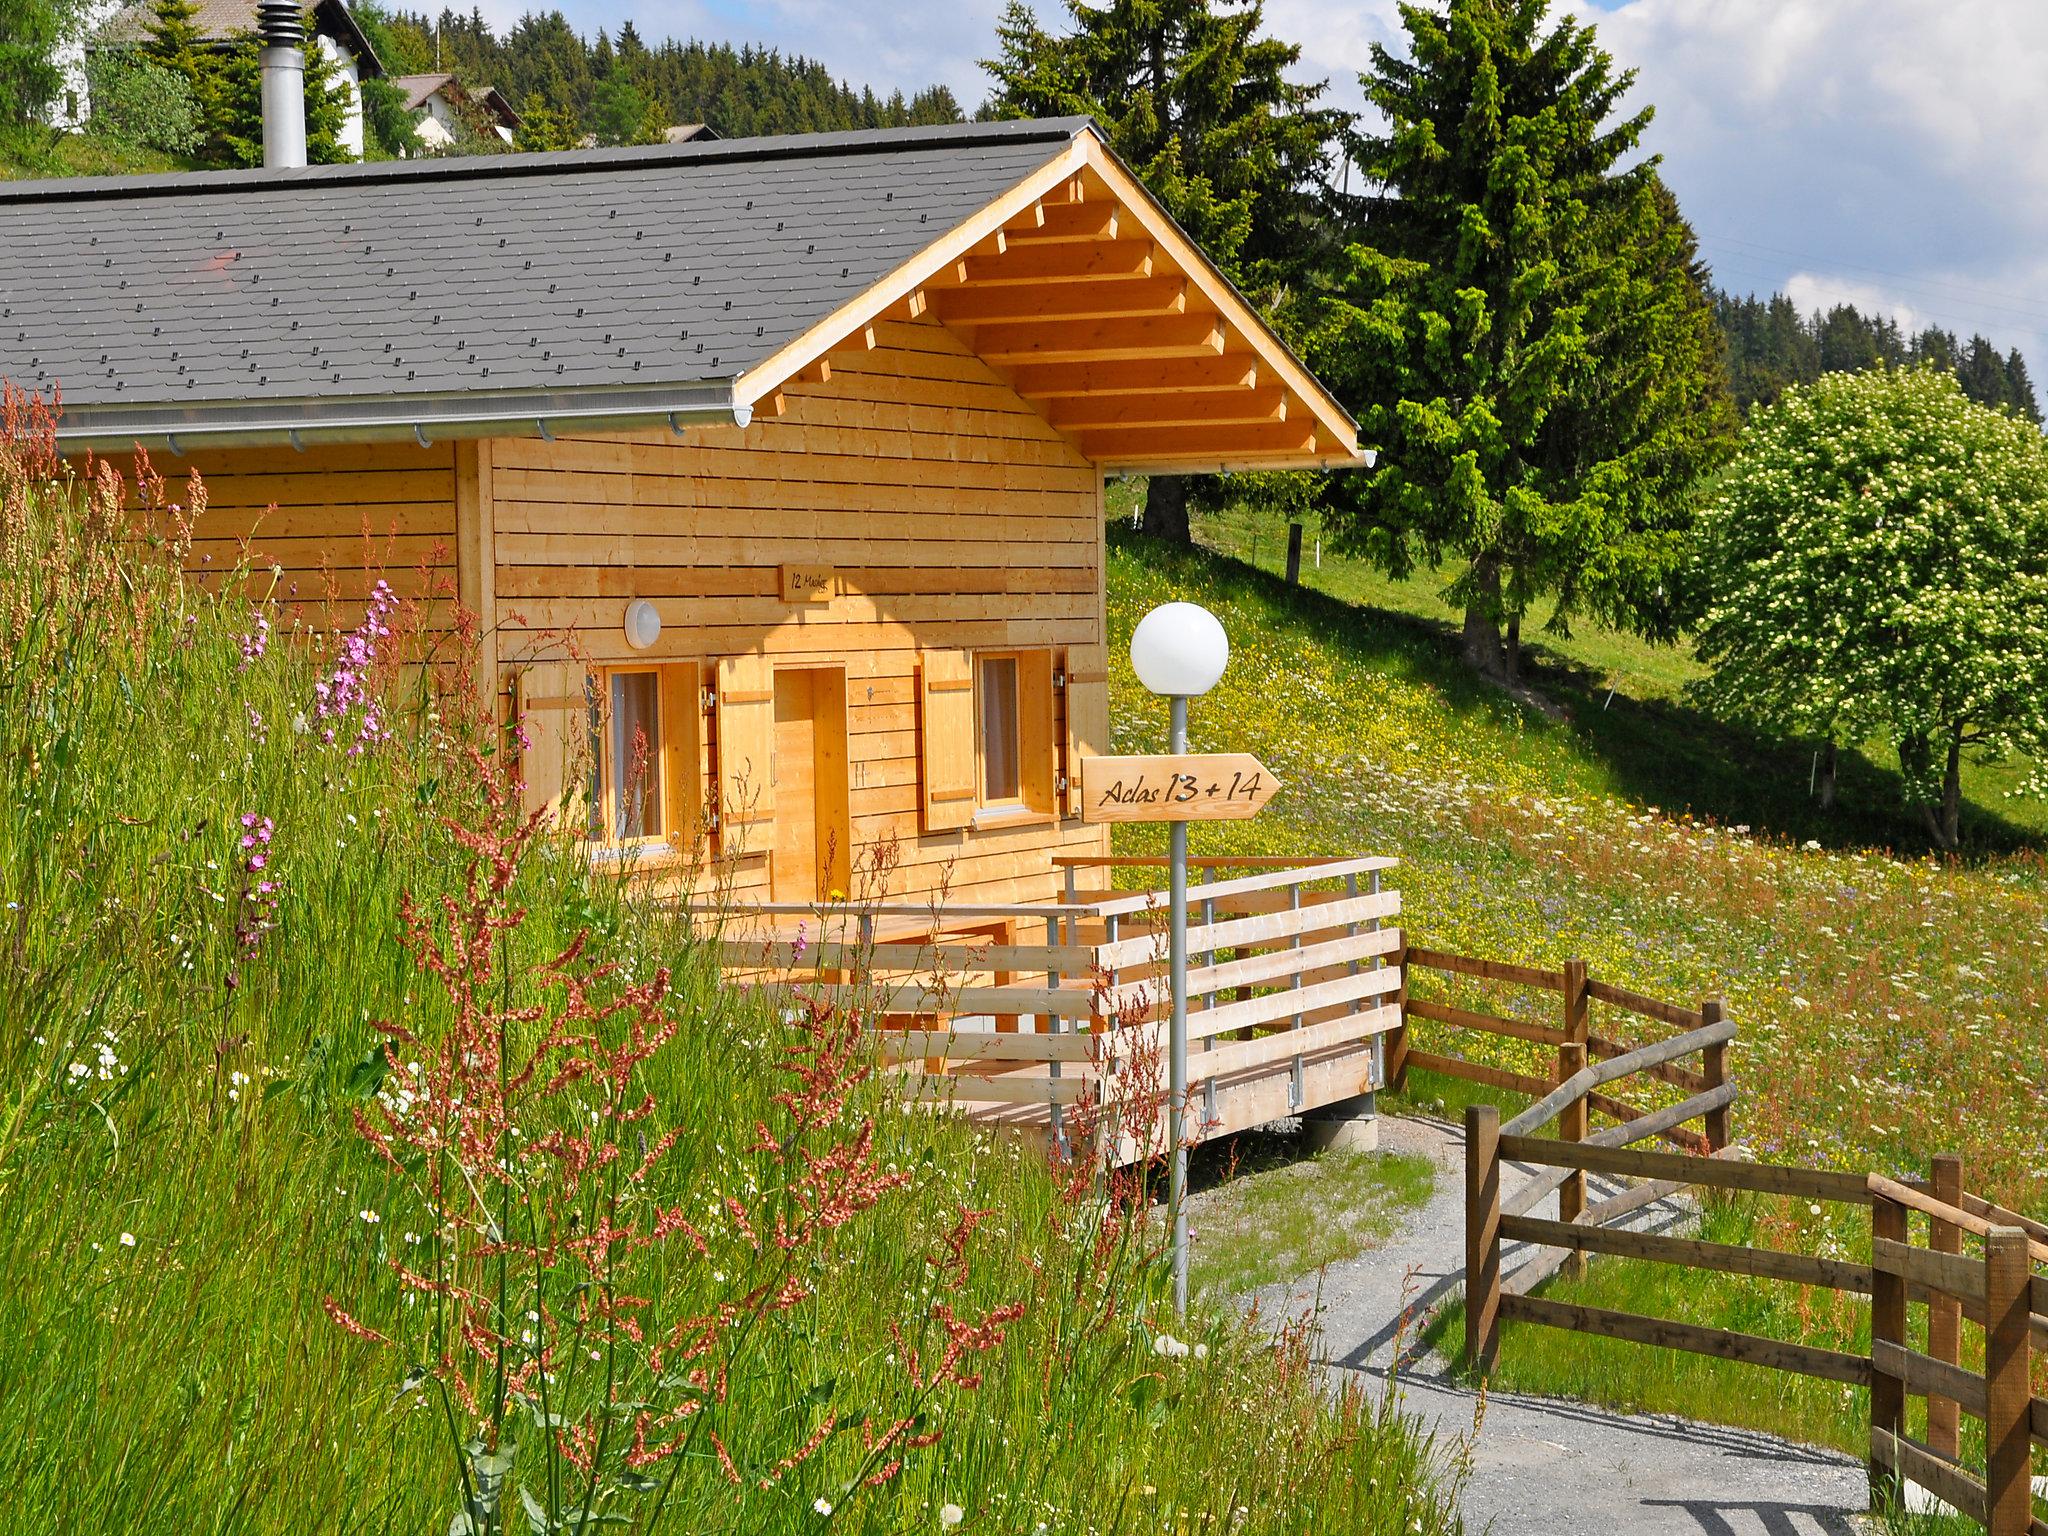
[1287,880,1304,1111]
[1363,870,1381,1095]
[1200,866,1218,1127]
[1045,911,1066,1158]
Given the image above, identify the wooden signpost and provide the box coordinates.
[1079,752,1280,824]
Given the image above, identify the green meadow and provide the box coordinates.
[0,436,1467,1533]
[1098,492,2048,1458]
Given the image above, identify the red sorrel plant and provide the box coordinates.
[327,742,1017,1532]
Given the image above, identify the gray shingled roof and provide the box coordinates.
[1,119,1090,446]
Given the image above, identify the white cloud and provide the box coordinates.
[1781,272,1923,336]
[510,0,2048,361]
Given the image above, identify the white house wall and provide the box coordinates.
[317,34,364,160]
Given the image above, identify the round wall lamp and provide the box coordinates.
[624,598,662,651]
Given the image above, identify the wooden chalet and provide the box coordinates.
[4,119,1401,1152]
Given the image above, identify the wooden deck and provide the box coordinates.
[709,854,1401,1161]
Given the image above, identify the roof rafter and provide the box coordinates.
[927,276,1187,325]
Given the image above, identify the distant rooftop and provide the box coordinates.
[94,0,384,73]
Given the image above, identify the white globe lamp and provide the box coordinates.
[1129,601,1229,699]
[623,598,662,651]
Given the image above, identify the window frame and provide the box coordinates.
[976,652,1026,811]
[970,647,1057,826]
[590,662,702,857]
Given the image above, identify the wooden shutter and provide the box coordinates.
[918,648,976,832]
[1063,648,1109,820]
[715,654,775,853]
[659,662,703,850]
[512,660,593,826]
[1018,649,1058,814]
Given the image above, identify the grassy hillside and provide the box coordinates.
[1101,511,2047,1467]
[1100,518,2048,1212]
[0,429,1466,1532]
[1181,496,2048,846]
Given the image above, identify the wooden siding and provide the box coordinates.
[170,438,458,612]
[495,316,1111,907]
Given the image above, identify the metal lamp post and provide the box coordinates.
[1128,601,1231,1316]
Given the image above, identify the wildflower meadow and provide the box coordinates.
[0,398,1466,1533]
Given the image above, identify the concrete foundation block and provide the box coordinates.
[1303,1092,1378,1152]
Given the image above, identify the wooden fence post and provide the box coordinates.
[1557,1040,1588,1279]
[1558,959,1589,1267]
[1465,1103,1501,1374]
[1700,997,1731,1152]
[1868,1192,1908,1507]
[1983,1226,2032,1536]
[1926,1152,1964,1459]
[1285,521,1305,585]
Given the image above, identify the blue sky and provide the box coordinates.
[488,0,2048,368]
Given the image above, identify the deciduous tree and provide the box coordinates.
[0,0,63,130]
[1691,366,2048,850]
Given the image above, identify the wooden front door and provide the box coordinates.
[771,666,851,902]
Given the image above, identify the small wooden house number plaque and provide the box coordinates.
[779,564,835,603]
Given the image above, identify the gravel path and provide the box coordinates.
[1239,1114,1874,1536]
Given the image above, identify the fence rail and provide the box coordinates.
[1395,946,1732,1158]
[1465,1108,2047,1535]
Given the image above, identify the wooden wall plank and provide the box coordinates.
[492,320,1112,905]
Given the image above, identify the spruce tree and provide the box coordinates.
[983,0,1345,544]
[1313,0,1733,679]
[210,24,352,166]
[144,0,219,119]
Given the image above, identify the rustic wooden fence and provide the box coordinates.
[1395,946,1733,1157]
[1465,1109,2048,1533]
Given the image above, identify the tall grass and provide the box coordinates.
[0,399,1466,1534]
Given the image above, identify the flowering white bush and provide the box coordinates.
[1691,365,2048,848]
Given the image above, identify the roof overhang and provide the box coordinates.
[55,379,746,454]
[736,125,1363,474]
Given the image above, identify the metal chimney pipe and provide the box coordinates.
[255,0,307,170]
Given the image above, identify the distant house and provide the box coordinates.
[88,0,384,158]
[663,124,718,145]
[391,72,520,149]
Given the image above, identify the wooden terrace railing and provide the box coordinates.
[709,855,1403,1156]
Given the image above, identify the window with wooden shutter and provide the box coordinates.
[511,660,594,826]
[715,654,775,853]
[589,661,702,851]
[917,648,976,832]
